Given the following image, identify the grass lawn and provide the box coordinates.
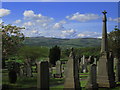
[2,69,120,90]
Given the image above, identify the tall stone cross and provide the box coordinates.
[97,10,116,88]
[101,10,108,53]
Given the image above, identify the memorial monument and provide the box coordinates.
[97,10,116,88]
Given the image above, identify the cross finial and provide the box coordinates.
[102,10,107,15]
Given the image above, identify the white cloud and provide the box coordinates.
[15,10,102,38]
[77,31,101,38]
[23,10,54,23]
[53,20,66,29]
[23,10,35,17]
[32,30,38,34]
[108,17,120,23]
[42,23,48,27]
[0,8,11,17]
[66,12,100,22]
[14,19,21,24]
[23,21,33,26]
[61,29,76,38]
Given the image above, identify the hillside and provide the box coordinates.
[23,37,101,48]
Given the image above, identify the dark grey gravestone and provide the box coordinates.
[108,51,116,85]
[114,58,117,70]
[37,61,49,90]
[61,64,64,75]
[49,67,53,78]
[97,10,116,88]
[86,64,98,89]
[64,48,81,89]
[116,59,120,82]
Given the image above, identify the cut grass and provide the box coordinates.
[2,69,120,90]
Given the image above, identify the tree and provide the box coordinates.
[108,26,120,59]
[108,26,120,81]
[0,22,25,68]
[19,46,49,63]
[49,45,61,66]
[18,46,49,77]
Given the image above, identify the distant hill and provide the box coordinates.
[23,37,101,48]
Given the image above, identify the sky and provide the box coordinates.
[0,2,119,38]
[1,0,120,2]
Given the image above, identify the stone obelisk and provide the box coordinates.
[97,10,116,88]
[101,10,108,53]
[64,48,81,89]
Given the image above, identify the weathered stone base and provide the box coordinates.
[54,74,62,78]
[86,84,98,90]
[97,75,116,88]
[97,52,116,88]
[64,78,75,88]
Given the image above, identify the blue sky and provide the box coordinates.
[0,2,119,38]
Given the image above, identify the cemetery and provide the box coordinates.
[1,9,120,90]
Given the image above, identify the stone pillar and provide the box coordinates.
[37,61,49,90]
[64,48,81,89]
[86,64,98,89]
[97,10,116,88]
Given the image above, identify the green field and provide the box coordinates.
[24,37,101,48]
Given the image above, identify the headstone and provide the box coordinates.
[61,64,64,74]
[80,55,88,73]
[20,66,24,77]
[55,61,62,78]
[97,10,116,88]
[23,64,27,76]
[52,67,56,78]
[64,48,81,89]
[26,63,32,77]
[94,58,97,65]
[81,55,85,65]
[49,67,53,78]
[86,64,98,89]
[116,58,120,82]
[88,56,92,62]
[114,58,117,70]
[37,61,49,89]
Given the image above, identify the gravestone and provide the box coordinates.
[37,61,49,89]
[97,10,116,88]
[81,55,88,73]
[61,64,65,75]
[26,64,32,77]
[19,66,24,77]
[114,58,117,70]
[116,58,120,82]
[94,58,97,65]
[64,48,81,89]
[88,56,92,62]
[49,67,53,78]
[52,67,56,78]
[86,64,98,89]
[55,61,62,78]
